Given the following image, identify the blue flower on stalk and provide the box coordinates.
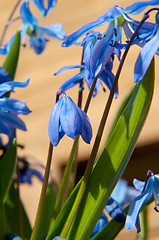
[48,95,92,146]
[0,78,31,145]
[55,31,119,98]
[125,171,159,232]
[32,0,57,17]
[20,1,65,54]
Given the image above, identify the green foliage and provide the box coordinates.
[0,139,17,203]
[3,31,20,81]
[66,59,154,240]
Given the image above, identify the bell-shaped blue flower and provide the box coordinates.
[90,212,108,239]
[53,238,66,240]
[125,171,159,232]
[48,95,92,146]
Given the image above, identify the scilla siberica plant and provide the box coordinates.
[0,0,159,240]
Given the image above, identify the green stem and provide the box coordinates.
[52,136,79,220]
[137,207,148,239]
[0,0,22,46]
[61,13,150,238]
[30,142,53,240]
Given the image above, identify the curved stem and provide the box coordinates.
[0,0,22,46]
[61,13,150,238]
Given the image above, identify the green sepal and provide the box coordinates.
[0,139,17,203]
[66,59,155,239]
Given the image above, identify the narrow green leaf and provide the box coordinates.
[3,31,20,81]
[0,197,7,240]
[5,182,32,239]
[0,139,17,202]
[66,59,155,240]
[36,181,57,240]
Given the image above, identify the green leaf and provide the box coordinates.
[36,181,57,240]
[3,31,20,80]
[5,182,32,239]
[66,59,155,239]
[46,182,80,240]
[0,139,17,203]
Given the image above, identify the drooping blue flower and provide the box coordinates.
[55,31,119,98]
[125,171,159,232]
[19,1,65,54]
[0,78,31,144]
[48,95,92,146]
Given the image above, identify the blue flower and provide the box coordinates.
[48,95,92,146]
[125,171,159,232]
[20,1,65,54]
[0,78,31,144]
[17,156,44,184]
[55,31,119,98]
[32,0,57,17]
[7,233,22,240]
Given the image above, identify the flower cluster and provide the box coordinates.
[52,0,159,99]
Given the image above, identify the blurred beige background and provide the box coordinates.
[0,0,159,239]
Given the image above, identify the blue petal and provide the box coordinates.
[0,120,10,136]
[125,192,149,230]
[8,78,30,89]
[32,0,47,17]
[60,96,82,139]
[111,179,128,205]
[0,83,13,97]
[99,67,118,98]
[58,70,86,92]
[0,98,31,115]
[124,0,159,15]
[0,34,16,55]
[39,24,65,40]
[29,33,46,54]
[0,67,12,84]
[80,111,92,144]
[47,0,57,15]
[90,213,108,238]
[105,197,126,223]
[133,179,145,191]
[20,1,38,24]
[48,97,64,146]
[54,65,85,76]
[90,23,114,77]
[134,27,159,82]
[97,6,122,22]
[62,19,105,47]
[0,112,27,131]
